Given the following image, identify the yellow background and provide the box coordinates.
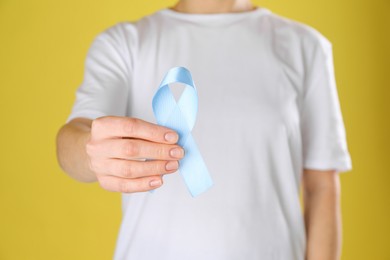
[0,0,389,259]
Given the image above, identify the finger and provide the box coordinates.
[100,159,179,178]
[92,116,179,144]
[98,175,163,193]
[93,138,184,160]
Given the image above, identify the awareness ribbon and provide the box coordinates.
[152,67,213,197]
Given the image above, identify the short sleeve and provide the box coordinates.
[300,35,352,173]
[67,23,132,122]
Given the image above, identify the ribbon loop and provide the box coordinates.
[152,67,213,197]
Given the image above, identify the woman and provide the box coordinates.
[57,0,352,259]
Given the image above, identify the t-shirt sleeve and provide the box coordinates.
[67,23,131,122]
[300,34,352,173]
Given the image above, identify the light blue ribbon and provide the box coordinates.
[152,67,213,197]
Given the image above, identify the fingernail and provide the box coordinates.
[165,132,178,143]
[165,161,179,171]
[170,147,184,159]
[150,179,162,187]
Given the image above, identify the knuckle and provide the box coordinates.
[91,117,104,132]
[123,118,138,136]
[123,141,139,157]
[85,141,96,157]
[91,117,109,139]
[154,162,165,173]
[120,163,134,178]
[156,146,166,159]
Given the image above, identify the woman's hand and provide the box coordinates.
[57,116,183,193]
[86,116,183,193]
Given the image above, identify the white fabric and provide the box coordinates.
[67,7,352,260]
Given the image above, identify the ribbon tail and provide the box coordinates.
[180,135,213,197]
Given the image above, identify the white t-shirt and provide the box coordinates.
[68,7,352,260]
